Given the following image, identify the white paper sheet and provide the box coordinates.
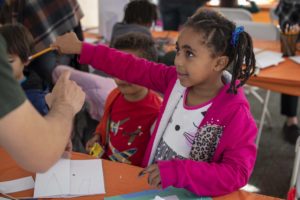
[34,159,70,197]
[0,176,34,194]
[70,160,105,195]
[34,159,105,198]
[255,50,285,69]
[253,48,263,54]
[290,56,300,64]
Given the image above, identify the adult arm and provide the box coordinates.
[0,72,85,172]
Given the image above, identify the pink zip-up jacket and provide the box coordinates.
[78,43,258,197]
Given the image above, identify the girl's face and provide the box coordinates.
[174,27,223,88]
[8,54,25,81]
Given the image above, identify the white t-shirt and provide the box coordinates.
[154,92,212,161]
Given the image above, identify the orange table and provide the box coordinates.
[0,148,150,200]
[0,148,281,200]
[248,40,300,96]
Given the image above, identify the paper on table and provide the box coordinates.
[34,159,70,197]
[253,48,263,54]
[70,160,105,196]
[289,56,300,64]
[34,159,105,198]
[153,195,180,200]
[255,50,285,69]
[0,176,34,194]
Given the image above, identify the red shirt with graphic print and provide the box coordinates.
[105,90,161,166]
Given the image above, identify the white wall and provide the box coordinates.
[78,0,99,28]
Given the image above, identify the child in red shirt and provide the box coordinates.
[86,33,162,166]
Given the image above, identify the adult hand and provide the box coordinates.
[46,70,85,116]
[139,164,161,188]
[51,32,82,54]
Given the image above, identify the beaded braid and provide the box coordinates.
[184,8,256,94]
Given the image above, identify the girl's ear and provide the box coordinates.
[214,56,229,72]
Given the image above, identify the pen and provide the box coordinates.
[28,47,54,61]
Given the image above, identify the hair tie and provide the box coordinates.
[231,26,244,47]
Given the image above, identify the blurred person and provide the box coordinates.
[158,0,209,30]
[0,0,85,86]
[275,0,300,144]
[220,0,260,13]
[110,0,158,44]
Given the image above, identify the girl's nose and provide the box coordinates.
[174,53,183,68]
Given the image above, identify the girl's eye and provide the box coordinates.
[8,59,14,63]
[185,50,194,58]
[175,46,179,53]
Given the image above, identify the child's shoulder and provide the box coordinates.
[211,83,249,112]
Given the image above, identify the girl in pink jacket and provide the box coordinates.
[52,8,257,197]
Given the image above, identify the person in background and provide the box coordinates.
[275,0,300,144]
[110,0,158,44]
[0,23,49,115]
[85,33,162,167]
[0,33,85,172]
[220,0,260,13]
[158,0,209,31]
[0,0,85,86]
[52,8,257,196]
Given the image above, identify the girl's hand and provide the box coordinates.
[85,134,100,153]
[51,32,83,54]
[139,164,162,188]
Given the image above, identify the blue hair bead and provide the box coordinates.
[231,26,244,47]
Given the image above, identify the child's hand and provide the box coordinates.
[51,32,82,55]
[85,134,100,153]
[139,164,161,188]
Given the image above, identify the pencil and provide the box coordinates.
[28,47,54,61]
